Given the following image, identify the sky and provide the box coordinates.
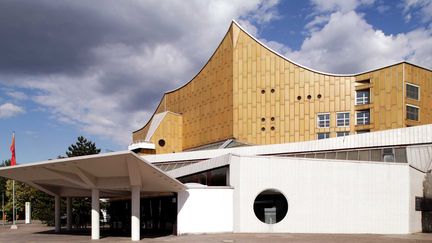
[0,0,431,164]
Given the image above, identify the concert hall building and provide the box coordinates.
[0,21,431,241]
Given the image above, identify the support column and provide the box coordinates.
[131,186,140,241]
[54,195,61,233]
[66,197,72,231]
[91,189,100,240]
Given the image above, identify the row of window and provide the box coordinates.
[282,146,407,163]
[317,104,419,129]
[355,83,420,106]
[317,111,370,128]
[317,131,351,140]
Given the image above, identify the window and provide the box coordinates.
[317,132,330,140]
[357,129,370,134]
[356,89,370,105]
[382,148,395,162]
[406,83,419,100]
[356,110,370,125]
[317,113,330,128]
[406,105,419,121]
[336,112,350,127]
[254,189,288,224]
[336,131,350,137]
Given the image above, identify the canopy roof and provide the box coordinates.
[0,151,186,198]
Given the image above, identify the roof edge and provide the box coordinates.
[231,19,432,76]
[132,22,235,134]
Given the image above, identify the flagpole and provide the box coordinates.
[2,193,4,227]
[12,180,15,227]
[10,132,17,230]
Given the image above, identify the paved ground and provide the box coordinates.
[0,222,432,242]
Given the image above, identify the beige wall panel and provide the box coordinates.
[134,22,431,154]
[148,113,183,154]
[405,64,432,126]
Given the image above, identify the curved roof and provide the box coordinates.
[133,20,430,134]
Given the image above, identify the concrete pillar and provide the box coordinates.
[66,197,72,231]
[91,189,100,240]
[131,186,141,241]
[54,195,61,233]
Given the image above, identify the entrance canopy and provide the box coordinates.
[0,151,186,198]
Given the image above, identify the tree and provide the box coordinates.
[66,136,101,157]
[1,159,55,224]
[0,160,11,221]
[0,160,11,193]
[66,136,101,228]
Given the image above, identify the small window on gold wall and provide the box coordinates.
[158,139,166,147]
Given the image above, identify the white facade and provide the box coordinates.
[177,187,233,234]
[228,155,423,234]
[0,125,431,240]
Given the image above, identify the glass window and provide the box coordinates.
[394,148,407,163]
[337,131,350,137]
[315,153,325,159]
[406,105,419,121]
[358,150,369,160]
[406,83,419,100]
[317,113,330,128]
[336,151,347,160]
[317,132,330,140]
[325,152,336,159]
[356,110,370,125]
[356,89,370,105]
[337,112,350,127]
[347,151,359,160]
[253,189,288,224]
[370,149,381,161]
[357,129,370,134]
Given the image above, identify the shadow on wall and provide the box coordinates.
[423,173,432,232]
[177,190,190,215]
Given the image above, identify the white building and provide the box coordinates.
[0,125,431,241]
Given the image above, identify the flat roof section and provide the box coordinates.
[0,151,186,198]
[144,124,432,163]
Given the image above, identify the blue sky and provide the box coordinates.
[0,0,431,164]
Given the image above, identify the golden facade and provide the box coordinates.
[132,21,432,154]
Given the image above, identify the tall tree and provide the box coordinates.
[0,160,11,193]
[0,160,11,221]
[65,136,101,228]
[66,136,101,157]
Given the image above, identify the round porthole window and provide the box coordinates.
[158,139,166,147]
[253,189,288,224]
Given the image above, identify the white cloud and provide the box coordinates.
[0,0,280,146]
[5,91,28,100]
[305,15,330,31]
[403,0,432,23]
[284,10,432,74]
[0,103,25,119]
[311,0,375,13]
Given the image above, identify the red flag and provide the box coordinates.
[10,132,16,166]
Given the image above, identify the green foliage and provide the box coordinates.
[65,136,101,227]
[0,160,11,220]
[4,180,54,224]
[1,137,101,226]
[66,136,101,157]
